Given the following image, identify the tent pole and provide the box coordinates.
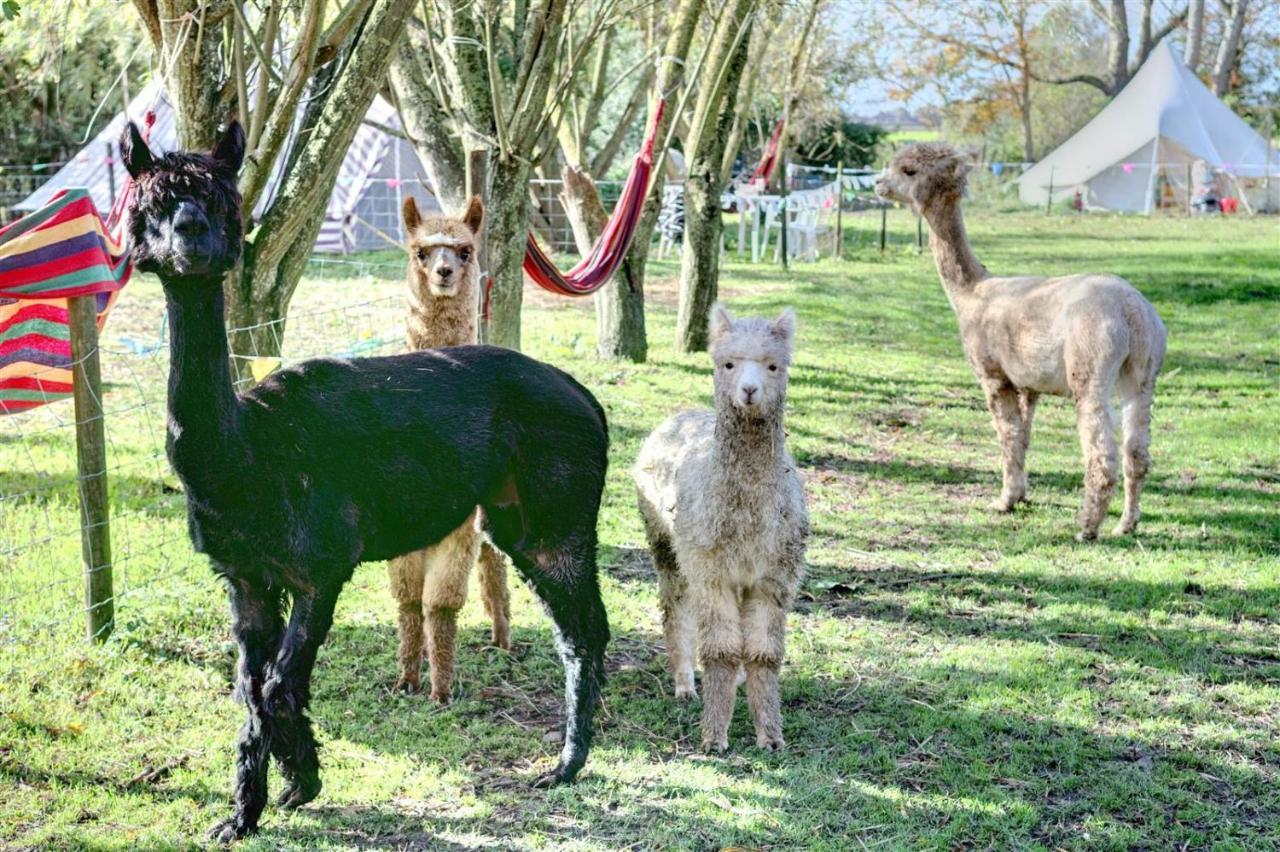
[1143,141,1160,215]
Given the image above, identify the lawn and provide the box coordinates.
[1,209,1278,850]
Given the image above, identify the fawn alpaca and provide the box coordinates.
[387,195,512,701]
[634,305,808,752]
[123,121,610,842]
[876,142,1167,540]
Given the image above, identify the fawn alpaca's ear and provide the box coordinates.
[709,303,734,341]
[121,121,154,179]
[772,308,797,342]
[211,121,245,175]
[402,196,422,232]
[462,195,484,234]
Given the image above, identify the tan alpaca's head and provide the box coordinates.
[403,195,483,298]
[875,142,970,215]
[708,304,796,419]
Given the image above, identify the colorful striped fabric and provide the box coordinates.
[0,188,130,414]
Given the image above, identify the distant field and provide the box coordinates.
[886,128,941,143]
[2,211,1278,849]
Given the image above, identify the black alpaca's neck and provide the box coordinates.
[164,279,246,490]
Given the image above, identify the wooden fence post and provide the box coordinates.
[879,205,887,255]
[833,161,844,259]
[466,149,490,345]
[779,148,789,270]
[67,295,113,642]
[916,216,923,253]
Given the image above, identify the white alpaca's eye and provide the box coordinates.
[769,364,778,372]
[724,362,734,370]
[902,167,917,177]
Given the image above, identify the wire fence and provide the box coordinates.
[0,276,408,681]
[0,161,69,225]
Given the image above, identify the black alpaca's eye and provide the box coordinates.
[724,362,734,370]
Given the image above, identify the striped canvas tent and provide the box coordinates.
[17,81,439,253]
[0,189,127,414]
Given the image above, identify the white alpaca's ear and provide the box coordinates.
[709,303,734,341]
[772,308,797,342]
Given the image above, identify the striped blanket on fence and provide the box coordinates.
[0,188,130,414]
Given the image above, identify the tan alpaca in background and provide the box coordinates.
[387,195,511,702]
[634,306,808,753]
[876,142,1167,540]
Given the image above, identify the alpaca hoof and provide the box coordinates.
[1075,529,1098,543]
[491,632,511,651]
[756,733,785,752]
[674,685,698,701]
[276,775,322,810]
[1114,519,1137,536]
[393,675,421,694]
[700,736,729,755]
[991,496,1018,513]
[207,816,254,844]
[531,765,576,788]
[429,687,452,705]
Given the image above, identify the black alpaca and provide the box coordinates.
[121,121,611,842]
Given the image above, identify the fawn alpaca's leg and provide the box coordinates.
[693,575,742,754]
[208,574,285,843]
[649,528,696,699]
[423,519,482,704]
[388,551,427,693]
[985,382,1031,512]
[1018,389,1039,497]
[741,582,789,751]
[1116,388,1153,535]
[1073,388,1118,541]
[476,517,511,649]
[262,576,345,811]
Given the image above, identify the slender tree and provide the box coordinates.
[130,0,417,377]
[675,0,757,353]
[1033,0,1188,96]
[1212,0,1250,96]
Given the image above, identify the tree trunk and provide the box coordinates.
[1212,0,1249,97]
[484,157,534,351]
[1104,0,1130,96]
[389,34,467,212]
[676,0,756,353]
[1185,0,1205,69]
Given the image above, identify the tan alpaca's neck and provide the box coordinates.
[923,199,987,316]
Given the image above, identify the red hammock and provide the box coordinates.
[522,99,666,298]
[752,119,786,182]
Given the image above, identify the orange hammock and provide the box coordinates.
[522,99,666,298]
[752,119,786,182]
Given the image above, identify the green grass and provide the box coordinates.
[2,210,1278,850]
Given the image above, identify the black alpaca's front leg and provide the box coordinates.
[263,578,344,811]
[209,575,284,844]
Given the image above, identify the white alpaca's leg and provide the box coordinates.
[656,564,697,700]
[1116,388,1153,535]
[1073,389,1119,541]
[740,583,789,751]
[692,573,742,753]
[985,382,1031,512]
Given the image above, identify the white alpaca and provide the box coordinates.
[633,305,808,752]
[876,142,1168,540]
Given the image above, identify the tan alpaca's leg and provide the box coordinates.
[388,551,427,692]
[1073,390,1119,541]
[475,516,511,649]
[985,383,1031,512]
[422,520,482,704]
[741,585,788,751]
[693,577,742,753]
[1116,390,1153,535]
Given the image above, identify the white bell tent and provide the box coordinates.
[1019,40,1279,213]
[17,80,439,252]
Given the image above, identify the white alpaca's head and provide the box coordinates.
[875,142,971,215]
[708,304,796,419]
[403,195,483,297]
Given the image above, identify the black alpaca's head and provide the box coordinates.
[122,121,245,281]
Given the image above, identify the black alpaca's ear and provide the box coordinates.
[462,195,484,234]
[402,196,422,232]
[121,121,154,179]
[211,121,246,175]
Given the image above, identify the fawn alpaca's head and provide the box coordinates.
[122,121,244,282]
[403,195,483,298]
[875,142,970,215]
[708,304,796,419]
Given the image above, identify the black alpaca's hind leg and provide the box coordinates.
[263,578,344,810]
[209,574,285,843]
